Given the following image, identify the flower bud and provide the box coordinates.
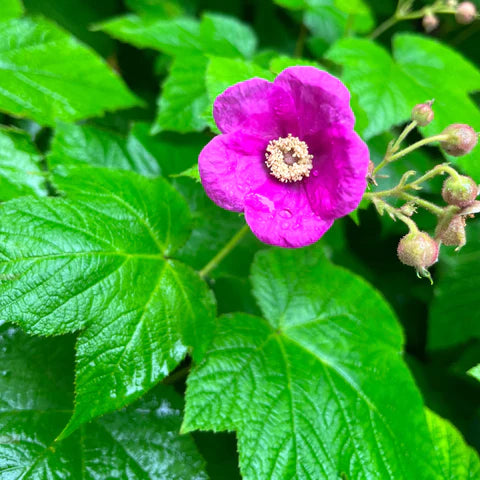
[397,232,439,276]
[456,2,477,24]
[442,174,478,207]
[435,215,466,250]
[440,123,478,156]
[411,101,434,126]
[422,13,439,32]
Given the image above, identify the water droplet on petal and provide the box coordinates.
[312,170,319,177]
[281,222,290,230]
[279,209,292,218]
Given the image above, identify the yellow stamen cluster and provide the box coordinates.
[265,134,313,183]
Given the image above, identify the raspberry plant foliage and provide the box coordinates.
[0,0,479,479]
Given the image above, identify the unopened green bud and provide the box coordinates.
[442,174,478,207]
[440,124,478,157]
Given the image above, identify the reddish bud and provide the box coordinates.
[397,231,439,279]
[440,123,478,156]
[422,13,439,32]
[456,2,477,24]
[442,174,478,207]
[436,215,466,250]
[411,101,434,126]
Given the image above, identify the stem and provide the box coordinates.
[408,163,460,188]
[373,121,418,175]
[369,196,419,232]
[294,23,307,58]
[399,192,445,216]
[163,363,191,385]
[369,15,399,39]
[199,224,250,279]
[368,0,456,40]
[394,120,417,149]
[388,134,450,162]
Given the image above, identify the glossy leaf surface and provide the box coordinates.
[0,168,215,437]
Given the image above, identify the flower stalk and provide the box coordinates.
[369,0,474,39]
[199,224,250,279]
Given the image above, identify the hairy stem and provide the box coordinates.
[373,121,418,175]
[387,134,450,162]
[399,192,445,216]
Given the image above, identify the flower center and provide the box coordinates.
[265,134,313,183]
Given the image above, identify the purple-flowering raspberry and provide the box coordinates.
[199,66,369,248]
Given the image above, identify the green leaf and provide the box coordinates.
[125,0,185,17]
[21,0,118,56]
[203,57,274,131]
[126,123,203,176]
[325,37,418,139]
[426,409,480,479]
[99,13,256,59]
[467,364,480,381]
[49,123,148,173]
[333,0,373,30]
[99,13,258,133]
[273,0,307,8]
[183,248,439,479]
[0,325,208,479]
[326,34,480,144]
[429,222,480,349]
[48,122,201,177]
[0,127,47,201]
[0,0,24,21]
[97,15,203,56]
[0,17,139,126]
[153,54,209,133]
[199,13,257,59]
[0,168,215,438]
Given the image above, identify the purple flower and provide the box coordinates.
[199,66,369,248]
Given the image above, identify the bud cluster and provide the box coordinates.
[421,1,477,34]
[367,99,479,282]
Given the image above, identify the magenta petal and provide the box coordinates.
[274,66,355,137]
[304,126,369,220]
[213,78,298,139]
[244,178,333,248]
[199,131,269,212]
